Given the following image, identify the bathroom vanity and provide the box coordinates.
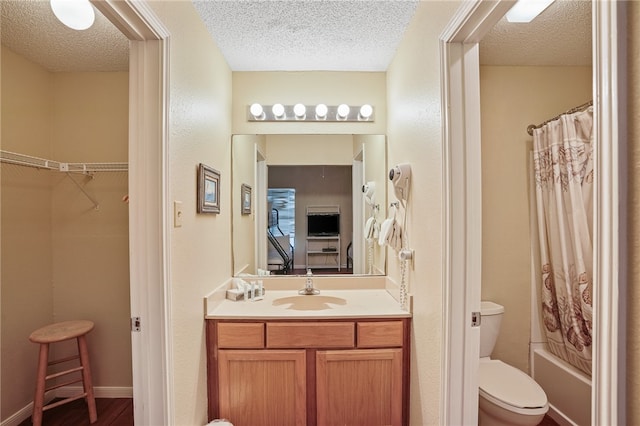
[205,281,411,426]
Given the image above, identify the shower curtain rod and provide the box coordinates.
[526,100,593,136]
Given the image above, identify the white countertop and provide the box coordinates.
[205,276,411,320]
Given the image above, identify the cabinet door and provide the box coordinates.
[218,350,306,426]
[316,349,403,426]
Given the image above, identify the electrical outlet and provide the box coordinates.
[174,201,183,227]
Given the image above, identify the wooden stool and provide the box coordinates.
[29,320,97,426]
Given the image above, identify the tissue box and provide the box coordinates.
[226,289,244,301]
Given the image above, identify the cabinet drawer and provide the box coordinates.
[357,321,404,348]
[217,323,264,348]
[267,322,354,348]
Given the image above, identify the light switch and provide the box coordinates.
[174,201,183,227]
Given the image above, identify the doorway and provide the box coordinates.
[440,1,626,425]
[90,2,171,424]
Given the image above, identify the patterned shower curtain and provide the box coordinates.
[532,106,593,376]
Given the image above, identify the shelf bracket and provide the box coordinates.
[66,172,99,210]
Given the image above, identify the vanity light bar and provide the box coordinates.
[247,104,375,122]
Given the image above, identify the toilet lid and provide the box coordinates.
[479,360,547,410]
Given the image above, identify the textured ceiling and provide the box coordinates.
[192,0,419,71]
[480,0,592,66]
[0,0,128,72]
[0,0,591,73]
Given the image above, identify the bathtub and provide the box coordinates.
[530,346,591,426]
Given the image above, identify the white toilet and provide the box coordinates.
[478,301,549,426]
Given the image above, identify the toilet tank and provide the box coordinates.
[480,301,504,358]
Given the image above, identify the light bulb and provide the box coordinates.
[359,104,373,120]
[250,103,264,119]
[50,0,95,30]
[272,103,285,118]
[337,104,350,119]
[293,103,306,119]
[315,104,328,119]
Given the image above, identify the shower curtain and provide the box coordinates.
[532,106,593,376]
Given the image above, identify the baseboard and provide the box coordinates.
[1,387,132,426]
[547,403,578,426]
[1,391,55,426]
[56,386,133,398]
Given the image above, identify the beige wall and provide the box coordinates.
[386,2,461,424]
[265,134,354,165]
[232,135,258,275]
[1,47,130,419]
[233,71,386,135]
[480,66,592,372]
[50,71,130,386]
[1,47,55,418]
[628,2,639,424]
[146,1,233,424]
[356,134,387,274]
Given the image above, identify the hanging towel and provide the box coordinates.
[385,219,403,252]
[365,216,378,240]
[378,217,394,246]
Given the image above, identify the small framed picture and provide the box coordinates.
[241,183,252,215]
[197,163,220,214]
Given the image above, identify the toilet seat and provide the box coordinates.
[479,360,548,416]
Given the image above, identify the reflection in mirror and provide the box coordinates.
[232,134,387,277]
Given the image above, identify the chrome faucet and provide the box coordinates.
[299,268,320,295]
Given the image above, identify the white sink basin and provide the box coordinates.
[272,295,347,311]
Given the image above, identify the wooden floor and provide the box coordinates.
[18,398,133,426]
[18,397,558,425]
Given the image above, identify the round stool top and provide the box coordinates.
[29,320,94,344]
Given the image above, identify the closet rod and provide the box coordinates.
[526,100,593,136]
[0,150,128,173]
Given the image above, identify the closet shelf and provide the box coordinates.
[1,149,128,211]
[0,150,128,173]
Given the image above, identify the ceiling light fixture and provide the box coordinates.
[505,0,555,23]
[50,0,95,30]
[246,104,374,122]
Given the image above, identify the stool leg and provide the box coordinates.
[32,343,49,426]
[77,335,97,423]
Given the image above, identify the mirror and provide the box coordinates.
[232,134,387,277]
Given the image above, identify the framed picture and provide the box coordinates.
[197,163,220,214]
[241,183,252,215]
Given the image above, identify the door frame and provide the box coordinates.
[90,1,172,424]
[440,1,626,425]
[352,156,364,274]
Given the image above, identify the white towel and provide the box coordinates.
[365,216,377,240]
[378,217,394,246]
[386,220,402,251]
[378,216,403,251]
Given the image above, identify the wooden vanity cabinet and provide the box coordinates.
[207,318,411,426]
